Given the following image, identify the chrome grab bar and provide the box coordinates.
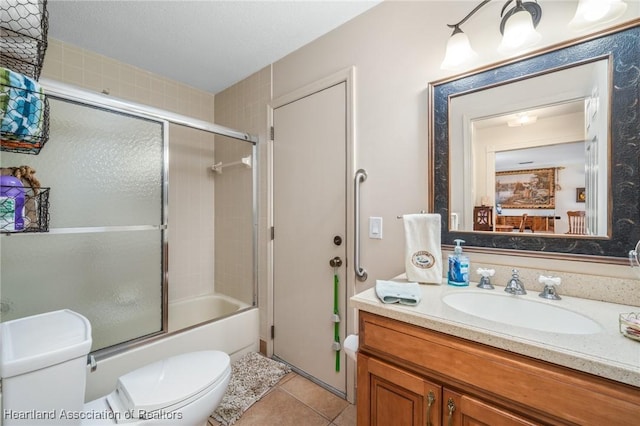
[354,169,368,281]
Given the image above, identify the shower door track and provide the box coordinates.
[2,225,168,235]
[40,78,259,144]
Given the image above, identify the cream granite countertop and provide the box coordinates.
[350,278,640,388]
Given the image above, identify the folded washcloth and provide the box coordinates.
[0,67,45,142]
[375,280,422,306]
[403,213,443,284]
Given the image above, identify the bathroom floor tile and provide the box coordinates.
[278,374,349,421]
[232,387,330,426]
[209,370,354,426]
[332,403,357,426]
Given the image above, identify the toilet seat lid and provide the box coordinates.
[114,350,230,414]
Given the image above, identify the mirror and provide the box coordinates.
[450,59,609,236]
[429,22,640,261]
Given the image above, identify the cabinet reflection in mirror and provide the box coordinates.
[429,21,639,261]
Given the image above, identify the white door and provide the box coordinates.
[273,82,347,394]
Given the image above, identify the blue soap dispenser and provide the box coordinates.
[448,239,469,286]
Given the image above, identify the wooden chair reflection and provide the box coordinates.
[566,210,587,235]
[518,214,533,233]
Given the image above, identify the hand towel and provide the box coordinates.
[0,67,45,144]
[403,213,443,284]
[375,280,422,306]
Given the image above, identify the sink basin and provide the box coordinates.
[442,291,601,334]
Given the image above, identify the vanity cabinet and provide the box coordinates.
[357,311,640,426]
[359,354,442,425]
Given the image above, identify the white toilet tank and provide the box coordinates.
[0,309,93,425]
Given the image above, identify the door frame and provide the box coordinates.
[267,66,357,403]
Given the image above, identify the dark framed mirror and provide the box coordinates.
[429,21,639,263]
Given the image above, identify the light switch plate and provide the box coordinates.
[369,217,383,239]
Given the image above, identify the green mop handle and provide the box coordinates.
[329,256,342,373]
[334,271,340,372]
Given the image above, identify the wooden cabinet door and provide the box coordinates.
[443,388,539,426]
[358,353,442,426]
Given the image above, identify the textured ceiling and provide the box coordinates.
[47,0,381,94]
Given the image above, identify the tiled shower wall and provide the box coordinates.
[213,66,271,310]
[43,39,215,121]
[42,39,218,302]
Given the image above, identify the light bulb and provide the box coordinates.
[498,9,542,55]
[441,28,478,70]
[569,0,627,31]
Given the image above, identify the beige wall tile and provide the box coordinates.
[213,66,269,308]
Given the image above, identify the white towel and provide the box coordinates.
[403,214,443,284]
[375,280,422,306]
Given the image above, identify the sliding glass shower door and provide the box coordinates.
[0,96,166,352]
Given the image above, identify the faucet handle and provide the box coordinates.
[538,275,561,300]
[476,268,495,277]
[539,275,561,287]
[476,268,495,289]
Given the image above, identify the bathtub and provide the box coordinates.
[169,293,250,333]
[84,303,258,401]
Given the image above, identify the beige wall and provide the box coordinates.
[270,1,640,308]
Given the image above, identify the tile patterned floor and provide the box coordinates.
[208,372,356,426]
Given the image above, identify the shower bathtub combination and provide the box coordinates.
[0,79,260,402]
[168,293,251,333]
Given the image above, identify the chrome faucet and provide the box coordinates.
[505,269,526,295]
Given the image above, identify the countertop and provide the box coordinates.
[350,278,640,387]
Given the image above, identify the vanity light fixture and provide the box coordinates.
[441,0,542,70]
[569,0,627,31]
[441,0,627,70]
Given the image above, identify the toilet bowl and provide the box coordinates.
[0,310,231,426]
[83,351,231,425]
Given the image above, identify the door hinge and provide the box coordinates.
[270,126,274,141]
[271,325,275,339]
[270,226,275,240]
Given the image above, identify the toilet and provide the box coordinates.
[0,309,231,426]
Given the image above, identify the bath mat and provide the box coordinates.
[211,352,291,425]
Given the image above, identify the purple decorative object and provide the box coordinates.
[0,175,25,231]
